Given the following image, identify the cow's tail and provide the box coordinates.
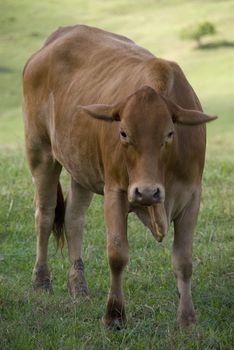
[52,181,65,251]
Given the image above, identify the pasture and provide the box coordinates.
[0,0,234,349]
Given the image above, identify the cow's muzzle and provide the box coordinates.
[128,183,165,206]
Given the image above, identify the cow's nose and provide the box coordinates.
[134,187,143,200]
[130,185,164,206]
[153,187,161,200]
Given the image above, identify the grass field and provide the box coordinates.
[0,0,234,349]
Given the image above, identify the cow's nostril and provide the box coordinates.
[153,188,160,199]
[135,187,142,199]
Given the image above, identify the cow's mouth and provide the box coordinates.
[148,204,168,242]
[130,202,168,243]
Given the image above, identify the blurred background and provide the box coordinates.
[0,0,234,157]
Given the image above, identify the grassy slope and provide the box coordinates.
[0,0,234,147]
[0,0,234,349]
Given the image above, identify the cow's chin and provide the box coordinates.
[131,203,168,242]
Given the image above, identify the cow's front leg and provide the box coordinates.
[173,191,201,327]
[103,189,129,330]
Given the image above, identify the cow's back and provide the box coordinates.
[24,25,203,108]
[23,25,155,104]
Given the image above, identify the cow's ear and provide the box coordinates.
[79,104,121,122]
[164,98,217,125]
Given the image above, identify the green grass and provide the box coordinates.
[0,0,234,349]
[0,151,233,349]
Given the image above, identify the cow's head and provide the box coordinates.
[80,86,217,207]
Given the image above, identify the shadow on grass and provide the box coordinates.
[195,40,234,50]
[0,66,14,74]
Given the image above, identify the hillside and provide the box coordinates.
[0,0,234,154]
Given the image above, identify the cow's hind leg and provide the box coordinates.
[65,179,93,297]
[172,191,201,327]
[29,151,63,292]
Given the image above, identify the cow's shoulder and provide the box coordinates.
[145,58,175,97]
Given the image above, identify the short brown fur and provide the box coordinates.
[23,25,216,329]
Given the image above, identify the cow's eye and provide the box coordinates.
[167,131,174,138]
[161,131,174,147]
[120,131,127,138]
[120,130,132,145]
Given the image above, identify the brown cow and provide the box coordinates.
[23,25,216,329]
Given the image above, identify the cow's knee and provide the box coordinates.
[173,260,192,281]
[108,252,129,274]
[35,206,55,233]
[108,237,129,278]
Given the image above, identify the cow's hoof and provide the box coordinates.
[32,266,53,293]
[177,310,196,328]
[103,298,126,330]
[68,259,89,298]
[68,277,89,297]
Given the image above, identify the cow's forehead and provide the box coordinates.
[121,87,172,131]
[128,86,162,106]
